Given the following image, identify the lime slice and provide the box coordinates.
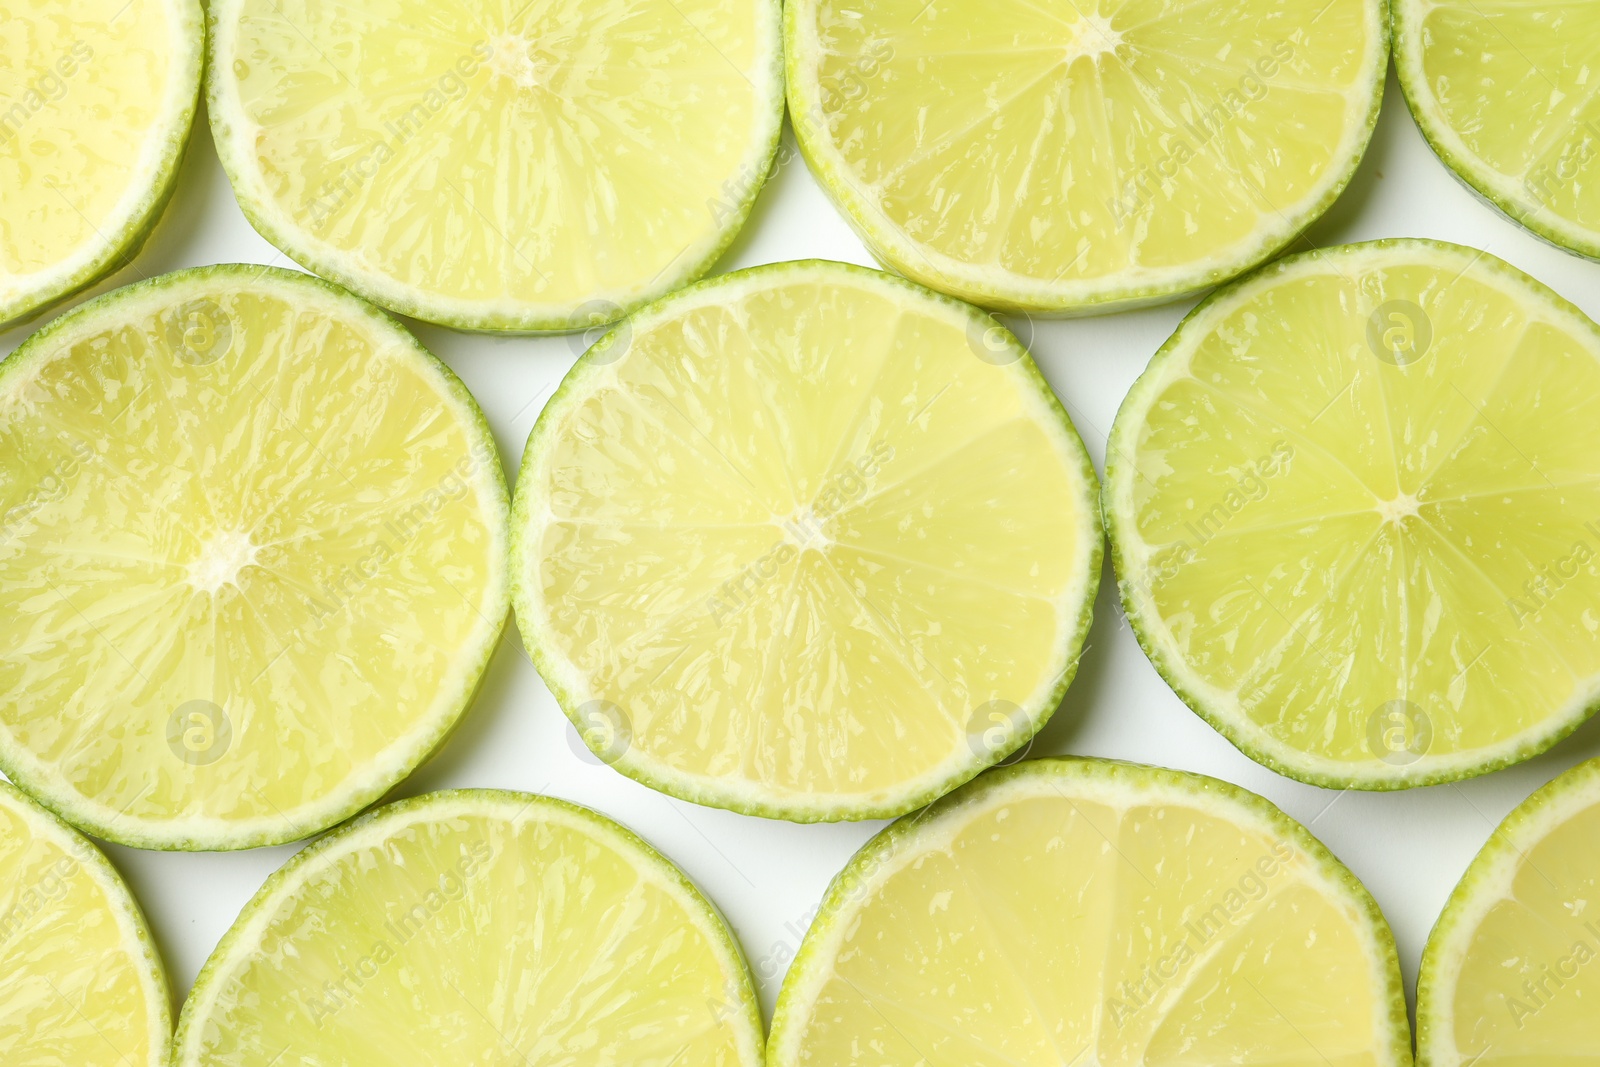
[0,266,509,850]
[1396,0,1600,260]
[206,0,784,333]
[770,758,1411,1067]
[512,260,1101,821]
[0,0,202,330]
[1419,757,1600,1067]
[0,779,170,1065]
[173,789,763,1067]
[1106,239,1600,789]
[784,0,1387,314]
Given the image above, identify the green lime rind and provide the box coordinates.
[1393,1,1600,263]
[511,258,1103,823]
[784,0,1390,316]
[0,0,204,333]
[171,788,765,1066]
[0,264,510,851]
[203,0,786,335]
[1104,237,1600,792]
[1417,757,1600,1067]
[0,779,173,1066]
[769,756,1413,1067]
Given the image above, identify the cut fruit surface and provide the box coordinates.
[173,789,764,1067]
[1418,758,1600,1067]
[0,780,170,1066]
[785,0,1386,313]
[0,266,508,850]
[1396,0,1600,260]
[206,0,784,332]
[1106,239,1600,789]
[0,0,202,329]
[769,758,1411,1067]
[513,260,1101,821]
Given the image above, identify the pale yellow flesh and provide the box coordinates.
[213,0,779,324]
[1403,0,1600,253]
[0,274,504,846]
[520,265,1097,816]
[0,0,187,317]
[0,785,165,1066]
[175,795,760,1067]
[790,0,1382,305]
[775,770,1401,1067]
[1111,243,1600,783]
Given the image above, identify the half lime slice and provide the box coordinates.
[173,789,764,1067]
[1418,757,1600,1066]
[770,758,1411,1067]
[206,0,784,332]
[0,779,170,1065]
[512,260,1101,821]
[0,266,508,850]
[785,0,1387,313]
[0,0,202,330]
[1106,239,1600,788]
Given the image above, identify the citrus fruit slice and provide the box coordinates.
[769,758,1411,1067]
[206,0,784,333]
[1396,0,1600,260]
[0,265,509,851]
[0,0,202,330]
[1107,238,1600,789]
[784,0,1387,314]
[0,779,170,1065]
[173,789,764,1067]
[1418,757,1600,1067]
[512,260,1101,821]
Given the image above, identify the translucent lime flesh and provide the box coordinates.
[0,268,507,849]
[1108,241,1600,787]
[0,782,168,1066]
[787,0,1385,310]
[174,791,762,1067]
[514,262,1100,820]
[208,0,782,329]
[770,760,1409,1067]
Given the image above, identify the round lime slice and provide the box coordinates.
[173,789,764,1067]
[206,0,784,332]
[1418,757,1600,1066]
[0,0,202,330]
[0,779,170,1065]
[0,266,508,850]
[1396,0,1600,260]
[785,0,1387,313]
[770,758,1411,1067]
[512,260,1101,821]
[1106,239,1600,788]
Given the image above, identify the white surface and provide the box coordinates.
[6,70,1600,1027]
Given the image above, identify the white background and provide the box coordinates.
[6,65,1600,1028]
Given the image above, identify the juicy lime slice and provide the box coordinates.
[206,0,784,332]
[0,266,508,850]
[784,0,1387,313]
[0,0,202,330]
[1106,239,1600,789]
[173,789,763,1067]
[512,260,1101,821]
[0,780,169,1065]
[1419,758,1600,1067]
[770,758,1411,1067]
[1396,0,1600,260]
